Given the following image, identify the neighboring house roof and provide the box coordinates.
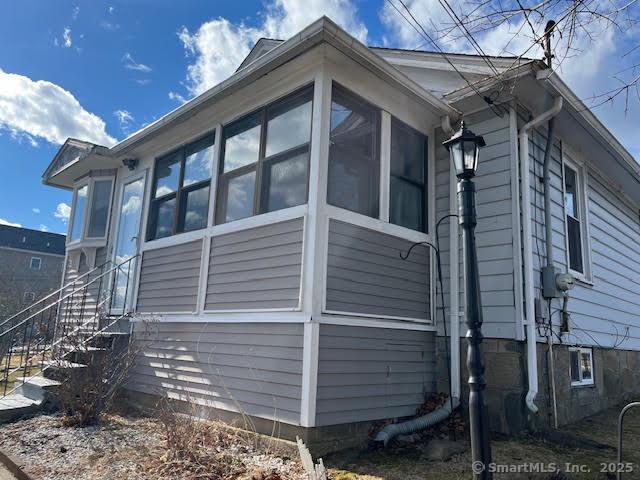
[0,225,66,256]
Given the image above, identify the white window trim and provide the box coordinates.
[570,346,594,386]
[29,256,41,270]
[23,291,36,303]
[67,175,115,247]
[561,150,593,284]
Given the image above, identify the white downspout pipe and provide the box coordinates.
[519,97,563,414]
[441,115,460,403]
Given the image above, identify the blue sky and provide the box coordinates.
[1,0,638,234]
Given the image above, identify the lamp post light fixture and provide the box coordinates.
[443,121,492,479]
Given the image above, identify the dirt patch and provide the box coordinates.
[0,414,305,480]
[324,405,640,480]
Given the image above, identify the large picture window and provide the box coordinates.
[390,118,428,232]
[216,85,313,224]
[147,135,214,240]
[327,84,380,218]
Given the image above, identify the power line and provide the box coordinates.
[387,0,503,116]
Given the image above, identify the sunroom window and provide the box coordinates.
[327,84,380,218]
[147,135,215,240]
[216,85,313,224]
[69,178,113,243]
[390,118,428,233]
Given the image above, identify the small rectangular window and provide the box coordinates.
[30,257,42,270]
[148,135,215,240]
[327,84,380,219]
[390,118,428,232]
[570,347,594,386]
[23,292,35,303]
[216,85,313,224]
[87,179,113,238]
[70,184,88,241]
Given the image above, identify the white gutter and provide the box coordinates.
[519,96,563,413]
[441,115,460,402]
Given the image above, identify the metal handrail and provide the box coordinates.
[0,258,113,330]
[0,254,140,397]
[0,256,138,339]
[617,401,640,480]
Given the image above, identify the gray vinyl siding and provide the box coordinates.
[315,324,436,426]
[524,110,640,349]
[136,240,202,313]
[325,220,431,320]
[128,322,304,424]
[435,108,518,339]
[205,218,303,311]
[58,247,107,327]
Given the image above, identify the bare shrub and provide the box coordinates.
[56,318,155,427]
[149,396,248,479]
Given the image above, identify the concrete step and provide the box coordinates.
[0,394,39,422]
[61,346,110,366]
[15,376,61,403]
[41,360,87,382]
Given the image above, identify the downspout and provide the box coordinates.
[373,115,459,446]
[519,97,563,414]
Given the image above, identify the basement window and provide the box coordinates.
[570,347,594,386]
[23,292,36,303]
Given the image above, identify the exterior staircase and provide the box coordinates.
[0,256,138,422]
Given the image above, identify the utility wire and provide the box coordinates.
[386,0,500,115]
[437,0,502,77]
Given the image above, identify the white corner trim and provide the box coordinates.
[380,111,391,223]
[449,142,461,400]
[509,104,525,341]
[300,322,319,427]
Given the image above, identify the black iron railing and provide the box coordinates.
[0,255,139,397]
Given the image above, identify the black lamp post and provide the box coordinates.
[443,121,492,479]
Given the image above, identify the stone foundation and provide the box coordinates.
[437,337,640,434]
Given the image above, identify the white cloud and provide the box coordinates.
[0,69,115,146]
[122,53,152,73]
[108,6,115,14]
[54,202,71,222]
[0,218,21,227]
[168,91,187,104]
[39,224,50,232]
[114,109,134,135]
[32,208,40,214]
[62,27,72,48]
[178,0,367,96]
[72,6,80,20]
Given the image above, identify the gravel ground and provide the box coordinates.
[0,414,305,480]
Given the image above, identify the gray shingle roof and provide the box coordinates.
[0,225,65,255]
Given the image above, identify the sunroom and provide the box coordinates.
[44,18,458,441]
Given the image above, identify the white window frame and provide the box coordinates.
[23,291,35,303]
[67,175,115,248]
[561,153,592,283]
[569,346,594,387]
[29,256,41,270]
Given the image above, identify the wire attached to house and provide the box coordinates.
[399,213,459,440]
